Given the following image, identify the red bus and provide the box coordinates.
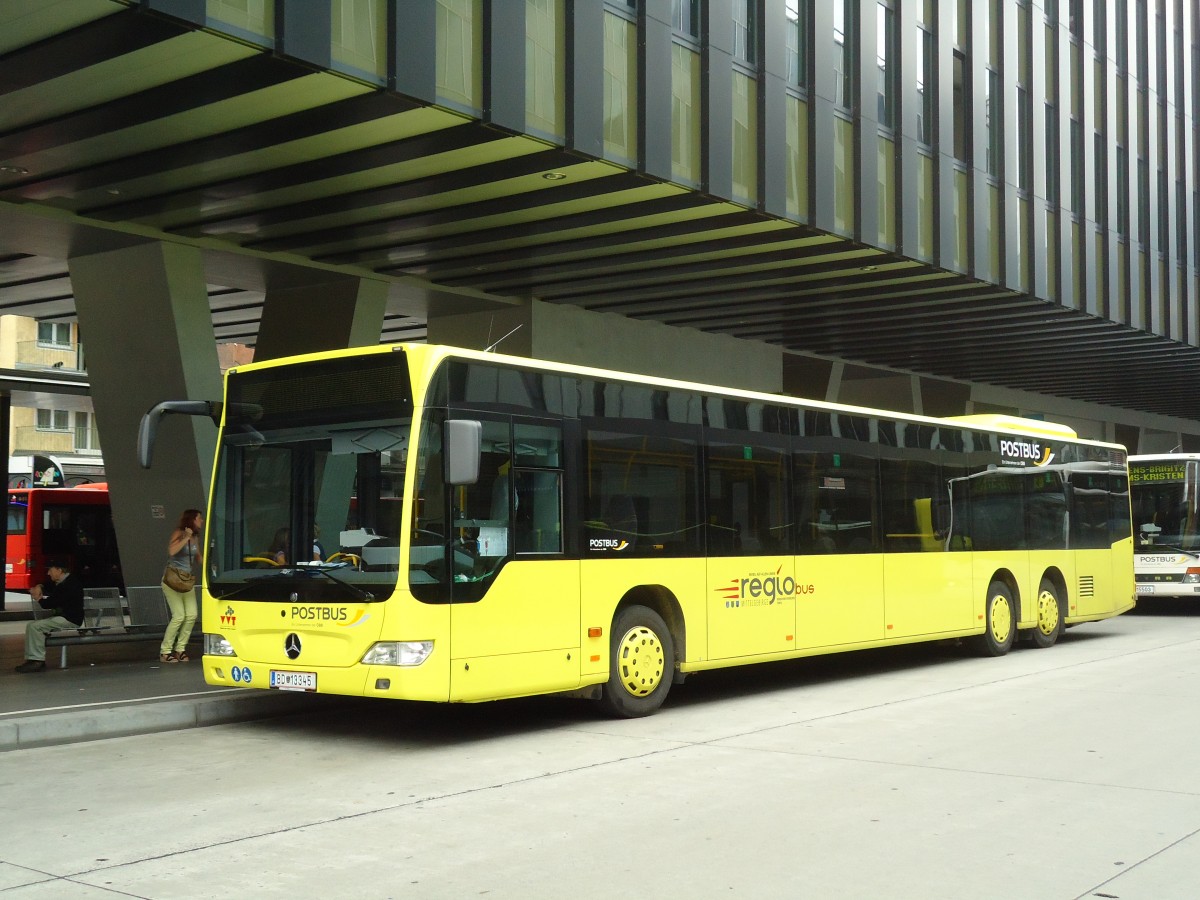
[5,484,124,592]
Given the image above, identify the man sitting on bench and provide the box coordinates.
[15,559,84,674]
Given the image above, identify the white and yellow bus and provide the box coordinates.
[141,343,1135,716]
[1129,454,1200,598]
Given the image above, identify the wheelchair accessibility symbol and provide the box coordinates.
[232,666,252,683]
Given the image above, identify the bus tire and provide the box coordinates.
[599,605,675,718]
[971,580,1016,657]
[1029,577,1064,649]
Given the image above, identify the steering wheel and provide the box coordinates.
[325,551,361,568]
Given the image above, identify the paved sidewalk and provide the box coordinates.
[0,592,316,751]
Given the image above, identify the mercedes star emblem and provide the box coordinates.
[284,633,302,660]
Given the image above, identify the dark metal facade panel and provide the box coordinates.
[641,0,674,181]
[810,0,838,233]
[856,0,879,248]
[484,0,526,131]
[1029,0,1049,300]
[969,0,992,283]
[277,0,332,70]
[1184,1,1199,345]
[1053,5,1075,308]
[567,0,604,158]
[1104,1,1123,324]
[1080,1,1100,316]
[936,0,959,272]
[1163,0,1181,339]
[1146,0,1163,332]
[704,0,734,200]
[899,0,920,257]
[1001,0,1021,292]
[392,0,437,102]
[761,0,788,217]
[141,0,206,27]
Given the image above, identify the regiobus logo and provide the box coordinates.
[716,565,815,608]
[999,438,1054,468]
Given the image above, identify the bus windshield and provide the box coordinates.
[1130,459,1200,552]
[207,351,416,602]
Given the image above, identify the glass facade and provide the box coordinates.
[192,1,1200,345]
[602,10,637,163]
[331,0,386,83]
[525,0,564,138]
[436,0,482,112]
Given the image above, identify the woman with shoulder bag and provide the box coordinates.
[160,508,203,663]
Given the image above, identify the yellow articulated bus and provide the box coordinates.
[139,343,1135,717]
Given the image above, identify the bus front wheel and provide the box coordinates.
[599,605,675,718]
[1029,578,1064,649]
[971,581,1016,657]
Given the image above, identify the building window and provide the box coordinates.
[877,2,895,128]
[436,0,482,112]
[525,0,565,138]
[37,322,71,348]
[603,9,638,162]
[733,0,757,66]
[672,0,699,38]
[207,0,274,43]
[833,0,854,111]
[985,69,1001,176]
[331,0,386,82]
[786,0,810,89]
[671,43,701,184]
[36,409,70,432]
[916,9,932,144]
[732,70,758,201]
[1046,103,1059,206]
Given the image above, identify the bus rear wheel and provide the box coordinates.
[599,605,675,718]
[971,581,1016,657]
[1029,578,1064,648]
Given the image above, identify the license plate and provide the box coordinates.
[1136,585,1154,594]
[270,670,316,691]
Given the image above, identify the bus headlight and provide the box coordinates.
[362,641,433,667]
[204,633,237,657]
[1183,568,1200,584]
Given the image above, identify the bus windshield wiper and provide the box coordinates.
[302,563,376,600]
[1139,542,1200,558]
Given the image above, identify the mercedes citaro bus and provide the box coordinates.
[139,343,1135,716]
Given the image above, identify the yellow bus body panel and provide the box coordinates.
[450,560,581,701]
[883,552,975,637]
[794,554,884,649]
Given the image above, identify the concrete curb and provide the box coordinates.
[0,689,329,751]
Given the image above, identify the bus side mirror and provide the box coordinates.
[137,400,223,469]
[443,419,481,485]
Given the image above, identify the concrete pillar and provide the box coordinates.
[427,299,783,394]
[68,242,221,625]
[253,277,388,361]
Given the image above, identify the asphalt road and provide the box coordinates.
[2,601,1198,900]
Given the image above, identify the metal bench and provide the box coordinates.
[43,588,162,668]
